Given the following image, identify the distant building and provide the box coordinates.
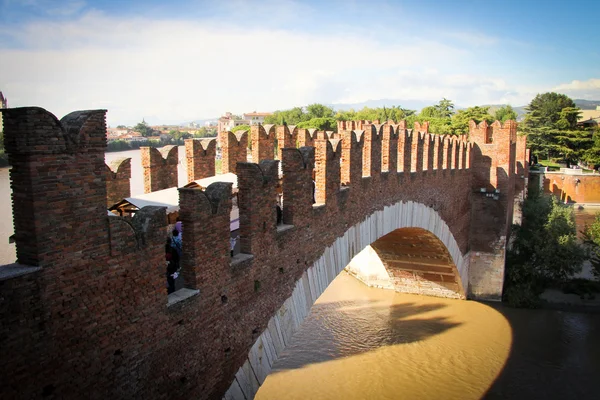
[577,106,600,129]
[243,111,273,125]
[218,112,247,132]
[106,127,147,142]
[217,111,273,132]
[0,91,7,133]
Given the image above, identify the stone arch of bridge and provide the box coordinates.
[224,200,469,400]
[347,227,465,299]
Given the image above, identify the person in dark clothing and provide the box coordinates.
[171,229,182,258]
[165,238,179,294]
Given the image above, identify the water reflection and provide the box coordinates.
[259,271,600,400]
[258,273,513,400]
[272,300,460,372]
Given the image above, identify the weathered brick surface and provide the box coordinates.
[220,130,248,173]
[538,171,600,203]
[141,145,178,193]
[468,120,519,300]
[276,125,297,160]
[105,157,131,206]
[0,109,526,400]
[297,128,317,148]
[251,124,275,162]
[185,138,216,182]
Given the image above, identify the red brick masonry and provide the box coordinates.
[0,107,526,399]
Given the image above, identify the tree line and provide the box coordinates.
[258,100,518,136]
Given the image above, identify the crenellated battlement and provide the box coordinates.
[276,125,297,159]
[297,128,318,148]
[185,138,217,182]
[105,157,131,206]
[0,108,526,400]
[141,145,178,193]
[251,124,276,162]
[220,130,249,173]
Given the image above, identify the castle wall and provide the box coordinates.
[141,145,178,193]
[0,109,524,400]
[105,157,131,206]
[185,138,216,182]
[251,124,275,162]
[221,130,248,174]
[468,120,519,300]
[538,170,600,204]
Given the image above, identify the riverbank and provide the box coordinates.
[539,289,600,313]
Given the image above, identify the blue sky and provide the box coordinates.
[1,0,599,125]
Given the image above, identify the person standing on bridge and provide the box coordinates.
[171,229,182,258]
[165,238,179,294]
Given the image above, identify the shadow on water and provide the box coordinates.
[481,301,600,400]
[271,299,461,372]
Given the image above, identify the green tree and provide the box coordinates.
[419,106,442,119]
[231,124,251,133]
[582,128,600,167]
[451,106,494,135]
[168,130,191,141]
[134,120,153,137]
[334,109,358,121]
[520,92,589,163]
[193,127,217,138]
[435,98,455,119]
[506,188,586,306]
[264,107,308,126]
[525,92,577,128]
[296,117,337,131]
[583,214,600,279]
[494,105,518,122]
[306,103,334,119]
[116,124,127,129]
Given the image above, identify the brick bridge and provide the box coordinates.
[0,107,528,399]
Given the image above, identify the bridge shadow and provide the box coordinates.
[271,299,461,372]
[480,301,600,400]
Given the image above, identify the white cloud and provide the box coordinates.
[0,11,594,125]
[553,78,600,100]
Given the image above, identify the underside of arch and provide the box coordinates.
[370,227,465,299]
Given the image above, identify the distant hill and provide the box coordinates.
[574,99,600,110]
[479,99,599,122]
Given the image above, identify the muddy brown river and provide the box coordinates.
[257,273,600,400]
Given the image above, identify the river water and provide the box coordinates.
[1,151,600,399]
[257,272,600,400]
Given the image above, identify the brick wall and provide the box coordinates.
[106,157,131,206]
[468,120,519,300]
[251,124,275,162]
[141,145,178,193]
[185,138,216,183]
[0,109,525,400]
[276,125,297,160]
[540,171,600,203]
[220,130,248,174]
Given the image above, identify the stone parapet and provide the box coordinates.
[0,109,527,400]
[141,145,178,193]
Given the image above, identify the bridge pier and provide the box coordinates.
[467,120,523,300]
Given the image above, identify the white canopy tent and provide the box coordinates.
[109,173,240,231]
